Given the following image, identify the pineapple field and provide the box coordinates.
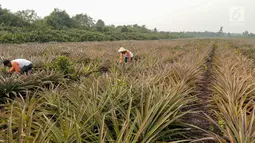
[1,38,255,142]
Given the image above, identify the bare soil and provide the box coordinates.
[183,45,217,143]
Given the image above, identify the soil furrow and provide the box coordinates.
[183,45,217,142]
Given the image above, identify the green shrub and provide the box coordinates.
[52,56,72,74]
[0,27,185,43]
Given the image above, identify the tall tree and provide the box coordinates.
[243,31,249,36]
[45,8,74,29]
[218,26,223,35]
[16,9,39,23]
[153,27,157,32]
[96,19,105,32]
[72,13,94,28]
[0,5,29,27]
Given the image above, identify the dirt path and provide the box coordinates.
[183,45,217,142]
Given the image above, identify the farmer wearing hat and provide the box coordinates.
[118,47,134,64]
[3,59,33,75]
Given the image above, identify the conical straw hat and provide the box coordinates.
[118,47,127,52]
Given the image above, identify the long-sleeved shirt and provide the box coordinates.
[10,59,32,73]
[119,50,133,64]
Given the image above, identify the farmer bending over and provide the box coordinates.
[118,47,134,64]
[3,59,33,75]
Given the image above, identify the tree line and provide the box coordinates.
[0,6,189,43]
[0,5,254,43]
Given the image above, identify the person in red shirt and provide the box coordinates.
[3,59,33,75]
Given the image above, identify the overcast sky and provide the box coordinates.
[1,0,254,33]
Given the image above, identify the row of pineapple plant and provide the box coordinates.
[0,40,213,142]
[208,45,255,142]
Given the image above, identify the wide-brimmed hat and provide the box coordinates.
[118,47,127,52]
